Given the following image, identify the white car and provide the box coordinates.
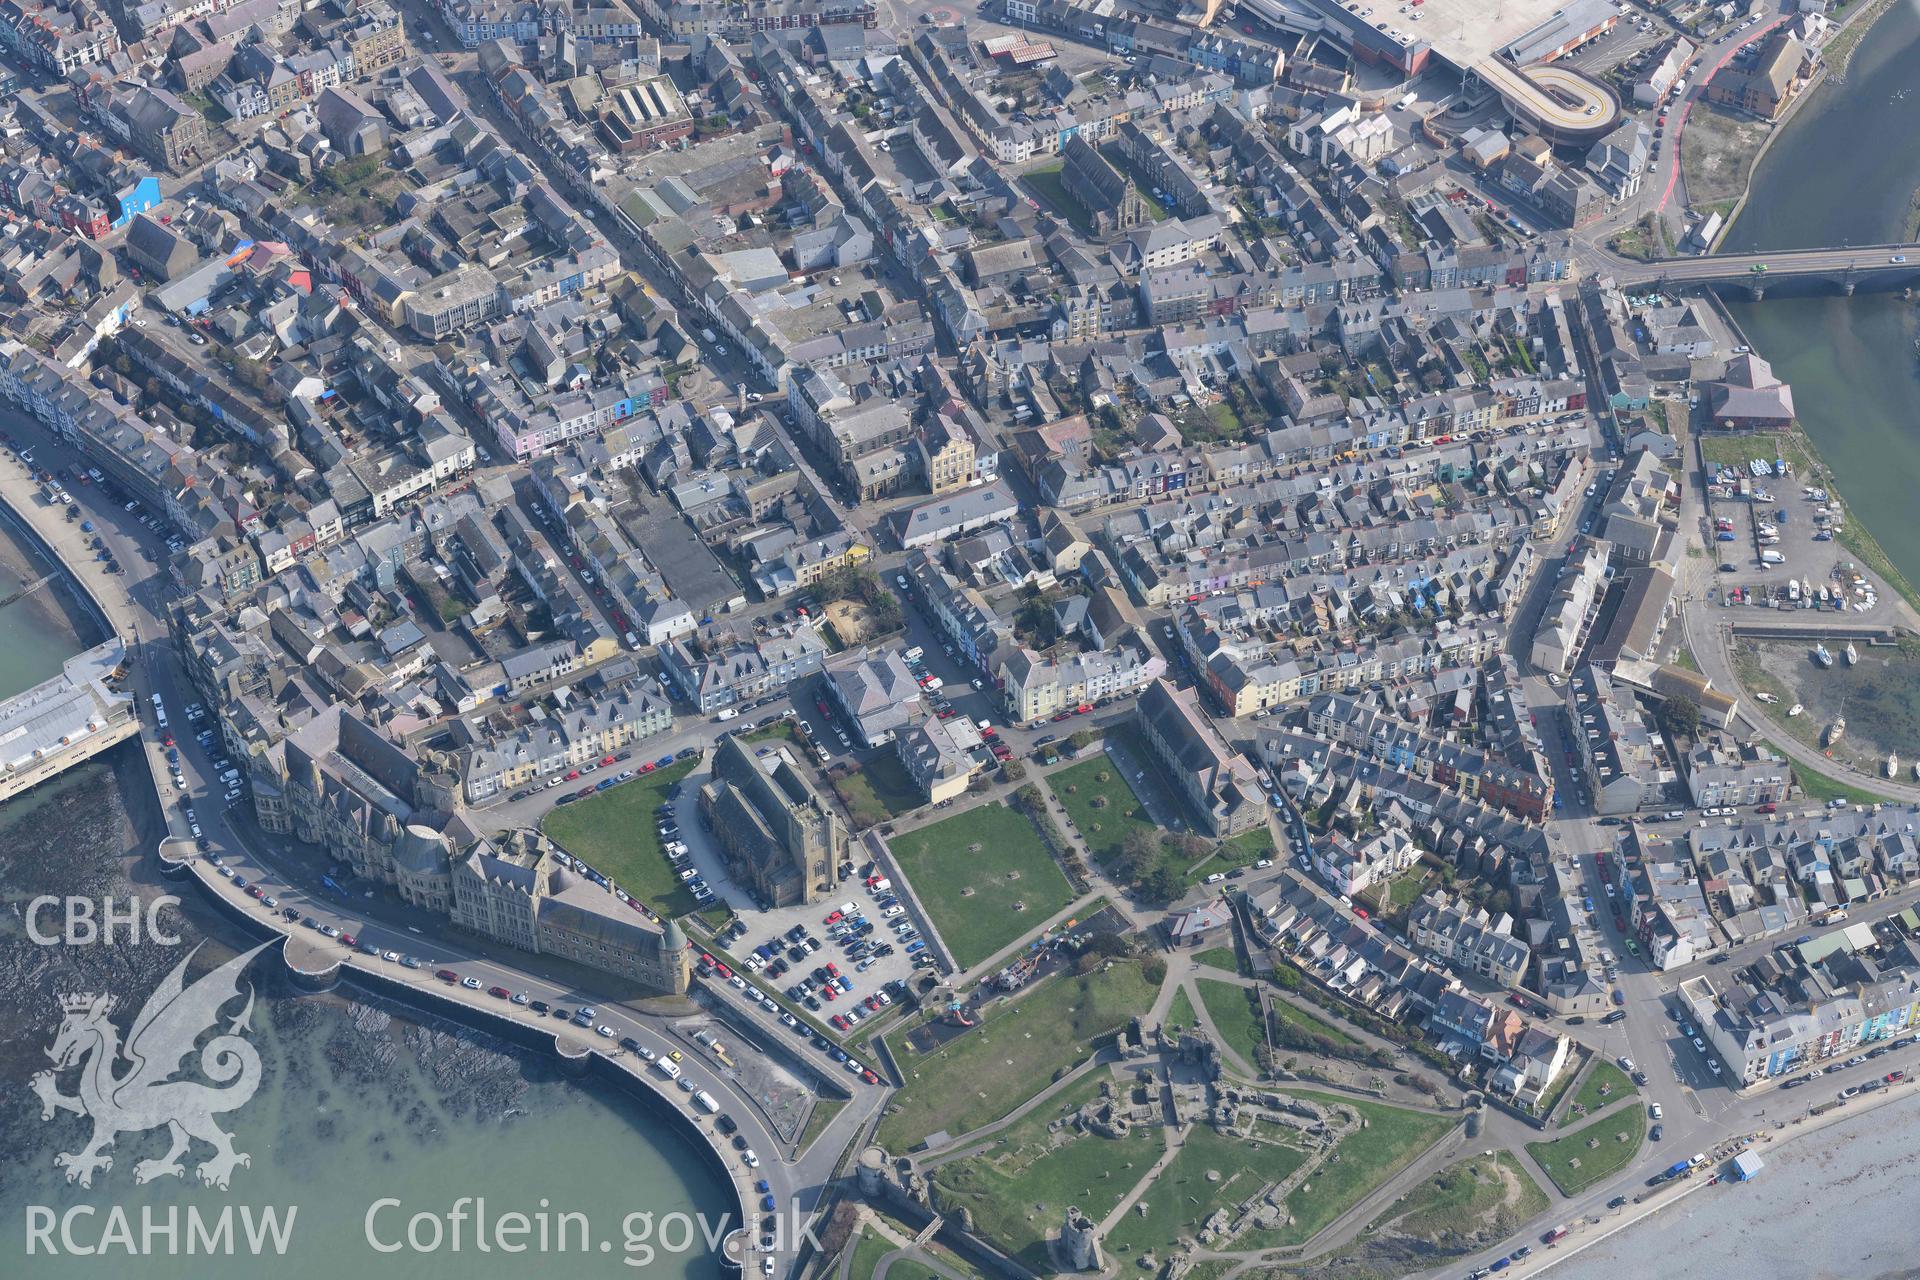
[742,1149,760,1169]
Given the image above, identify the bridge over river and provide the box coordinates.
[1610,243,1920,297]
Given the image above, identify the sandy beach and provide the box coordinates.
[1544,1089,1920,1280]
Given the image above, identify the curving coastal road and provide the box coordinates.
[0,406,885,1275]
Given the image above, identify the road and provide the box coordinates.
[0,409,885,1272]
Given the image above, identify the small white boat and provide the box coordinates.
[1789,703,1804,717]
[1845,642,1859,666]
[1888,753,1900,780]
[1826,717,1847,747]
[1814,644,1834,669]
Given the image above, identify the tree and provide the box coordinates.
[1137,865,1184,904]
[1659,694,1701,740]
[1114,827,1163,882]
[1068,729,1097,751]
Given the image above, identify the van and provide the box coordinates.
[714,707,739,722]
[693,1090,719,1114]
[655,1058,682,1081]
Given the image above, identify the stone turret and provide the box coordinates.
[1059,1207,1103,1271]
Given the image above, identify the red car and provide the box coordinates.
[436,970,458,983]
[1757,802,1777,814]
[830,1014,849,1029]
[1051,712,1072,722]
[823,910,843,925]
[566,769,581,780]
[1352,906,1369,919]
[340,933,356,947]
[576,786,595,798]
[488,986,511,998]
[246,885,264,899]
[600,754,616,766]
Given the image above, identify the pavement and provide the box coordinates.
[0,410,885,1274]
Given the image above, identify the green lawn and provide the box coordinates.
[1369,1151,1548,1247]
[798,1095,848,1152]
[1195,978,1356,1071]
[930,1075,1164,1271]
[542,759,702,917]
[1193,946,1241,974]
[1194,977,1269,1067]
[878,959,1158,1151]
[1166,985,1197,1031]
[742,720,800,746]
[888,804,1075,968]
[1106,1122,1311,1255]
[1239,1092,1455,1249]
[1049,757,1161,868]
[834,753,927,827]
[1559,1061,1638,1129]
[846,1230,895,1280]
[1023,164,1094,236]
[1777,742,1895,806]
[1188,826,1275,882]
[1527,1106,1646,1196]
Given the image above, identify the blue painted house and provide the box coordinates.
[113,176,162,229]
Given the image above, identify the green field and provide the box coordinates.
[1196,978,1356,1072]
[889,804,1075,968]
[1380,1151,1549,1243]
[834,753,927,828]
[878,960,1158,1151]
[1240,1092,1456,1249]
[1527,1105,1646,1196]
[1559,1061,1638,1128]
[1166,985,1197,1030]
[1193,946,1241,974]
[542,759,702,917]
[1194,977,1270,1067]
[1106,1123,1311,1255]
[1189,826,1276,881]
[931,1075,1164,1270]
[1048,757,1162,867]
[846,1230,895,1280]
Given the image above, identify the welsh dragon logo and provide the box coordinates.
[31,942,271,1190]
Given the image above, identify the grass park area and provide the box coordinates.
[878,959,1158,1151]
[541,759,703,918]
[1166,984,1197,1030]
[931,1074,1165,1270]
[1196,978,1359,1073]
[1023,163,1094,236]
[1193,946,1241,974]
[888,804,1075,968]
[1048,756,1161,865]
[1559,1061,1638,1129]
[1294,1151,1549,1277]
[845,1230,895,1280]
[1195,977,1269,1068]
[832,753,926,829]
[1527,1105,1646,1196]
[1244,1092,1455,1249]
[1106,1123,1311,1255]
